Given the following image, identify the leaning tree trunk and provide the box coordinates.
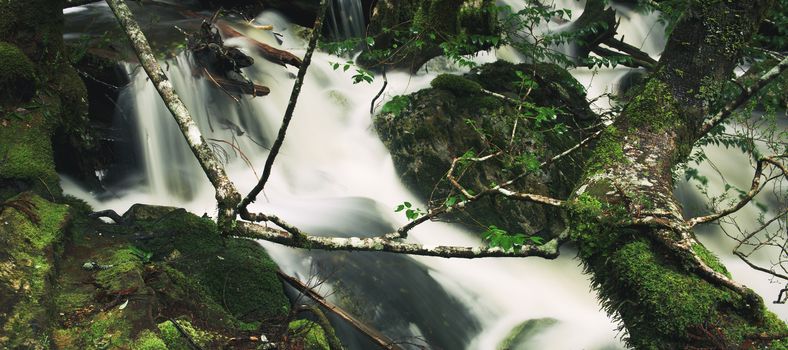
[568,1,787,348]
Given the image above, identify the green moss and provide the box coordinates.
[289,319,330,350]
[623,79,681,133]
[583,236,787,349]
[138,208,289,322]
[133,330,168,350]
[94,246,146,292]
[0,193,70,348]
[585,126,627,174]
[52,65,91,149]
[54,286,93,312]
[0,97,61,195]
[497,318,558,350]
[158,319,221,349]
[431,73,483,95]
[691,243,732,278]
[0,41,35,106]
[152,265,239,330]
[85,312,134,349]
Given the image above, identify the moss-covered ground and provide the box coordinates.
[47,203,311,349]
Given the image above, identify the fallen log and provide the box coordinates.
[202,69,270,97]
[216,21,303,68]
[276,271,405,350]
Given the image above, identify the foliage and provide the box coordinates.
[380,95,410,117]
[395,201,425,221]
[482,225,543,252]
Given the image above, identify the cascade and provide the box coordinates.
[327,0,366,39]
[61,1,785,349]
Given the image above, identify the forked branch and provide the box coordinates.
[687,156,786,227]
[234,221,560,259]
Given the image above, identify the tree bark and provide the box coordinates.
[568,1,787,347]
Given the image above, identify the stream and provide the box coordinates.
[62,1,785,349]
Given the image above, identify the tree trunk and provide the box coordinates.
[568,1,787,347]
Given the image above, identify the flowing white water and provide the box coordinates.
[62,1,785,349]
[327,0,366,39]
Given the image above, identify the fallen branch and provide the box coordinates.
[216,21,303,68]
[234,221,560,259]
[278,271,403,350]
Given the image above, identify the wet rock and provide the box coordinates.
[375,61,598,235]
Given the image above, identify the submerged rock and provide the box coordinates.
[497,318,559,350]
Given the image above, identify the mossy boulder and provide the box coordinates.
[430,73,483,94]
[130,205,290,322]
[0,96,62,200]
[51,204,293,349]
[0,42,35,106]
[288,319,330,350]
[375,61,597,235]
[0,192,70,349]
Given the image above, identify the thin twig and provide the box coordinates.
[370,66,388,114]
[203,68,240,103]
[238,0,329,215]
[687,157,786,227]
[207,138,259,180]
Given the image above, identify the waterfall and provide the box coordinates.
[61,2,785,349]
[327,0,366,39]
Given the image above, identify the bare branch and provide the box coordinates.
[734,251,788,281]
[370,66,387,114]
[687,156,786,227]
[105,0,241,231]
[600,37,658,70]
[239,0,329,213]
[279,271,402,350]
[699,56,788,136]
[539,129,604,168]
[234,221,561,259]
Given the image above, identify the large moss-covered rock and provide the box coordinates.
[0,42,35,106]
[0,192,70,349]
[375,61,597,235]
[0,99,62,201]
[52,204,293,349]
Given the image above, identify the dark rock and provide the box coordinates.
[375,61,598,235]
